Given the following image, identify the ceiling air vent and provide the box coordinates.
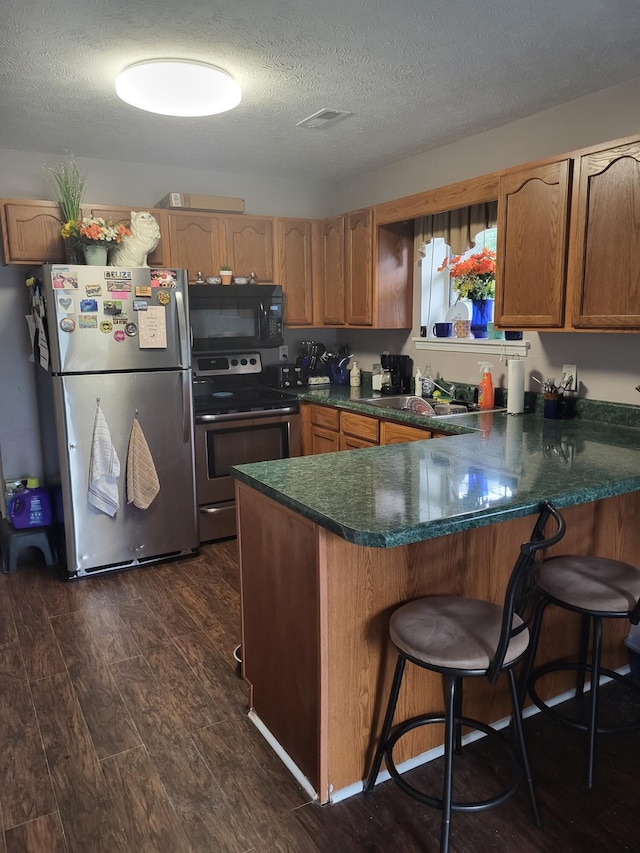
[296,108,352,129]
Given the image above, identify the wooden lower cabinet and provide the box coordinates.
[302,403,438,455]
[380,421,432,444]
[236,485,638,802]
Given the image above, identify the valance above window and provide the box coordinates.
[414,201,498,261]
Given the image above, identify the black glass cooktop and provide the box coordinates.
[193,382,298,418]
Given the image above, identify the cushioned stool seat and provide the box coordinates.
[0,517,57,574]
[364,501,566,853]
[525,553,640,788]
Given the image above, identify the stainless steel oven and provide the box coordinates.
[192,351,300,543]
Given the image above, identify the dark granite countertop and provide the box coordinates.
[232,388,640,548]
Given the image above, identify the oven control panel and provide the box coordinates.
[194,351,262,378]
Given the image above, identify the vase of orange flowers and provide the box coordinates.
[439,247,496,338]
[62,216,131,265]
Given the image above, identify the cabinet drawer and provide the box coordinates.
[340,411,379,443]
[309,404,340,431]
[340,434,377,451]
[380,421,431,444]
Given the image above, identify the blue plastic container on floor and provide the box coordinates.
[8,479,52,529]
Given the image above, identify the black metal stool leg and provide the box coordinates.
[519,596,549,711]
[587,616,602,788]
[507,668,542,827]
[440,673,456,853]
[364,654,406,792]
[576,614,591,698]
[453,677,463,754]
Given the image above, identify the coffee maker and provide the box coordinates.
[380,353,412,394]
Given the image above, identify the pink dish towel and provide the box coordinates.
[88,406,120,517]
[126,417,160,510]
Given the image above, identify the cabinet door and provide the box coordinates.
[340,411,379,443]
[1,200,65,264]
[380,421,432,444]
[276,218,315,325]
[224,216,274,281]
[86,206,168,267]
[166,213,223,282]
[340,434,377,450]
[569,140,640,328]
[345,208,373,325]
[496,160,571,328]
[322,216,345,325]
[310,425,340,454]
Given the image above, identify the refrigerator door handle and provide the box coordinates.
[175,289,188,367]
[181,371,191,444]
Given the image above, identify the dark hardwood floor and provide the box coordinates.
[0,540,639,852]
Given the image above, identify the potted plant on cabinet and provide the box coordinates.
[220,264,233,285]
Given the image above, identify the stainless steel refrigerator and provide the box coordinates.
[32,264,197,578]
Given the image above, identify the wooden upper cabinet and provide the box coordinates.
[495,160,571,329]
[1,200,65,264]
[322,216,346,325]
[165,212,223,282]
[224,216,274,281]
[568,139,640,328]
[275,218,316,325]
[85,206,168,267]
[345,208,373,325]
[376,220,413,328]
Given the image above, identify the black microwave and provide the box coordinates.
[188,283,284,351]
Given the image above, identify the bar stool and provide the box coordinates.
[364,501,566,853]
[524,553,640,788]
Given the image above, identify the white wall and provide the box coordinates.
[333,78,640,406]
[2,78,640,481]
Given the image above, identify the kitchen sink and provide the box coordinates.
[358,395,468,415]
[358,396,506,417]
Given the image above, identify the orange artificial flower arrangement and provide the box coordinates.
[438,247,496,301]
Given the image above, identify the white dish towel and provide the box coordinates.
[88,405,120,517]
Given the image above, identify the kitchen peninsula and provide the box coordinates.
[232,405,640,804]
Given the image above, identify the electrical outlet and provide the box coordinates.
[562,363,577,392]
[279,345,289,362]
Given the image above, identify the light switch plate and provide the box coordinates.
[279,345,289,362]
[562,363,577,392]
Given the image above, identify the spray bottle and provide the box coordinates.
[478,362,495,409]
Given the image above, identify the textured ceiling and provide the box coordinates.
[1,0,639,182]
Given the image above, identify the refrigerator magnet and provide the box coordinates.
[99,320,113,334]
[79,315,98,329]
[59,317,76,333]
[125,323,138,337]
[86,284,102,297]
[135,286,152,298]
[56,294,75,313]
[133,300,148,311]
[156,290,171,305]
[80,299,98,312]
[114,329,126,343]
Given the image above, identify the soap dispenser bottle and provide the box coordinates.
[414,367,423,397]
[478,362,495,409]
[350,360,361,387]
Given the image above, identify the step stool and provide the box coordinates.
[0,517,57,573]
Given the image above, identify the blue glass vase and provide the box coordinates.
[470,299,494,339]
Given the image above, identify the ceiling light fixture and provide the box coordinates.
[115,59,242,117]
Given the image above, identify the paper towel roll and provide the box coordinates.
[507,359,525,414]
